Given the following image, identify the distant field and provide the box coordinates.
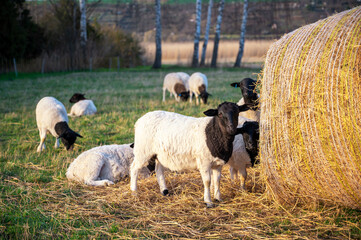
[142,40,275,67]
[1,68,360,238]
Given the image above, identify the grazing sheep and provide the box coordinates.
[177,72,190,90]
[231,78,260,122]
[66,144,153,186]
[162,73,190,102]
[36,96,82,152]
[130,102,250,207]
[227,116,259,190]
[68,93,97,117]
[189,72,210,105]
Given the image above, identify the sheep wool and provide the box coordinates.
[188,72,209,104]
[162,73,188,102]
[66,144,151,186]
[69,99,97,117]
[237,97,260,122]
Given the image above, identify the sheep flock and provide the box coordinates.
[34,72,260,208]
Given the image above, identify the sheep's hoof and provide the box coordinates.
[162,189,169,196]
[205,202,214,208]
[215,198,222,203]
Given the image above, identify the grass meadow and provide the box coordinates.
[1,67,360,239]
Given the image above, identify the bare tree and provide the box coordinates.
[234,0,248,68]
[200,0,213,67]
[191,0,202,68]
[210,0,225,68]
[152,0,162,69]
[79,0,87,63]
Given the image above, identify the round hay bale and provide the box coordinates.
[260,7,361,209]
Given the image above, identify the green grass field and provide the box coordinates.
[1,67,360,239]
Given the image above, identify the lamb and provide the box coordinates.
[68,93,97,117]
[162,73,189,102]
[188,72,211,105]
[230,78,260,122]
[66,144,154,186]
[226,116,259,190]
[36,96,82,152]
[130,102,250,207]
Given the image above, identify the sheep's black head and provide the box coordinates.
[236,121,259,166]
[69,93,86,103]
[179,91,190,101]
[200,91,211,104]
[230,78,259,109]
[204,102,248,135]
[55,122,83,150]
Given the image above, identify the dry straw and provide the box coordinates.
[260,6,361,209]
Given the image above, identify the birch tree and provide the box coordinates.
[152,0,162,69]
[79,0,87,49]
[191,0,202,68]
[210,0,224,68]
[234,0,248,67]
[200,0,213,67]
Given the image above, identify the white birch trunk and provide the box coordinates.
[234,0,248,68]
[210,0,225,68]
[200,0,213,67]
[152,0,162,69]
[191,0,202,68]
[79,0,87,48]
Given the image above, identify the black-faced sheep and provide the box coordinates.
[36,96,82,152]
[189,72,211,105]
[68,93,97,117]
[130,102,249,207]
[230,78,260,122]
[162,73,190,102]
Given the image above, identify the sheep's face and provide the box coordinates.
[230,78,258,109]
[204,102,240,135]
[237,121,259,166]
[200,91,210,104]
[69,93,86,103]
[60,130,83,151]
[179,91,190,101]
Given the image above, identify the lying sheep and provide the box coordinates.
[68,93,97,117]
[36,96,82,152]
[189,72,211,105]
[162,73,189,102]
[66,144,153,186]
[130,102,249,208]
[227,116,259,190]
[231,78,260,122]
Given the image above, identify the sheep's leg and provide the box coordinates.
[162,88,166,102]
[155,161,168,196]
[229,166,238,181]
[195,95,199,105]
[199,167,213,208]
[83,158,114,186]
[130,160,140,192]
[54,138,60,149]
[189,92,193,103]
[212,166,222,202]
[37,129,47,152]
[239,168,247,191]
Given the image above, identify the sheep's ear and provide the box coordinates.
[235,126,245,135]
[238,104,250,112]
[130,143,134,148]
[75,132,83,138]
[230,82,239,88]
[203,109,218,116]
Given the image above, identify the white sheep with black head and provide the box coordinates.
[130,102,250,208]
[162,73,190,102]
[230,78,260,122]
[36,96,82,152]
[188,72,211,105]
[68,93,97,117]
[66,144,154,186]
